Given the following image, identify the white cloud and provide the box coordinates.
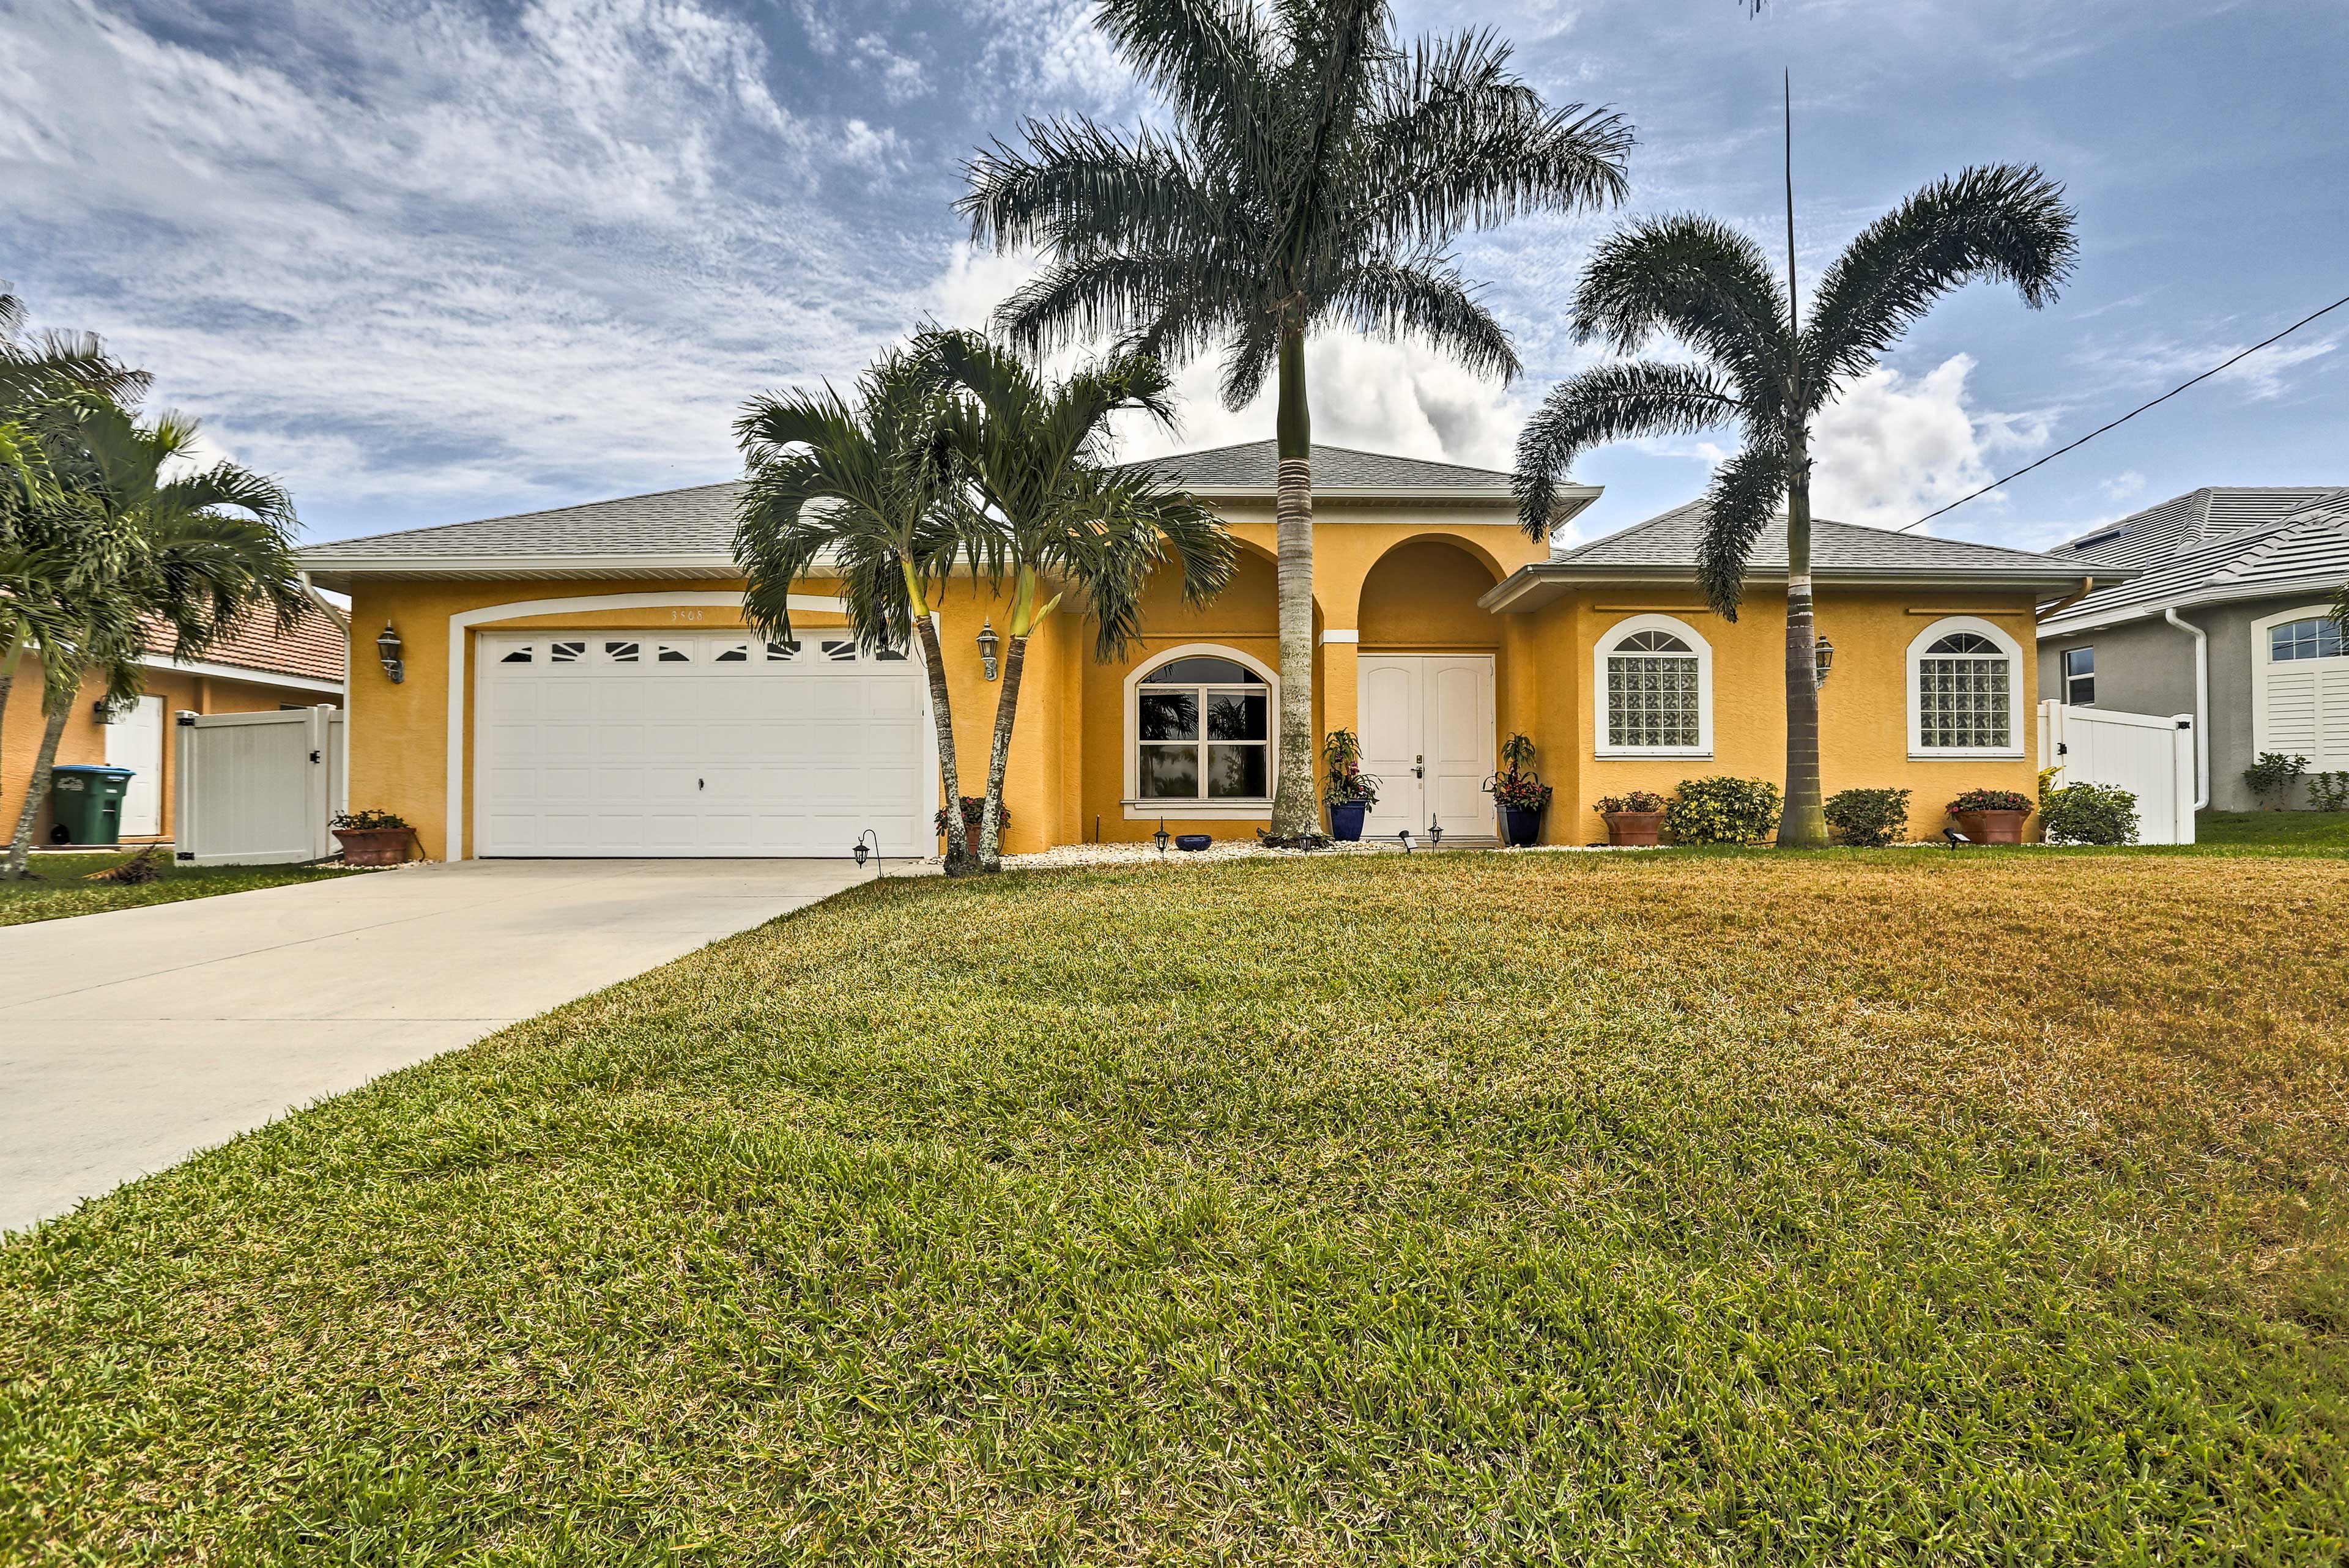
[0,0,916,536]
[1808,354,2049,531]
[2100,470,2145,503]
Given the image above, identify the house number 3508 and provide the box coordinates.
[669,609,705,623]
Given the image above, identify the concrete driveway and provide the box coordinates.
[0,857,883,1233]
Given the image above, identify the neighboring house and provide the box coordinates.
[297,441,2107,859]
[2037,487,2349,811]
[1,608,347,846]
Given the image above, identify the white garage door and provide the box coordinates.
[475,629,932,857]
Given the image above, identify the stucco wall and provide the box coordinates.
[3,655,335,844]
[1554,590,2046,844]
[2040,593,2339,810]
[340,515,2052,857]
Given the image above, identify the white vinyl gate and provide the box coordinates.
[173,706,347,865]
[2036,701,2197,845]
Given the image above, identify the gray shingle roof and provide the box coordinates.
[1125,440,1514,491]
[302,482,745,564]
[2058,486,2343,571]
[1553,500,2095,575]
[2042,491,2349,632]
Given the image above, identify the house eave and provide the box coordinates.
[1481,563,2092,614]
[297,554,749,592]
[2038,572,2349,637]
[137,653,345,695]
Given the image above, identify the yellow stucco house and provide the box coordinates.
[298,441,2107,859]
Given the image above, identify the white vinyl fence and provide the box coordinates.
[173,706,347,865]
[2037,701,2197,845]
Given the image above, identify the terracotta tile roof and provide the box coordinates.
[143,605,347,686]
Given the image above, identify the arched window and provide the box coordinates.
[1123,646,1276,815]
[2251,605,2349,774]
[1594,615,1712,758]
[1907,617,2024,756]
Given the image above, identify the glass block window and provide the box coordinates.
[1134,652,1271,801]
[1605,629,1701,750]
[1916,629,2013,750]
[2270,616,2344,663]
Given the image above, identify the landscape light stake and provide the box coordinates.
[853,829,882,878]
[1154,818,1170,855]
[1398,828,1415,854]
[1428,815,1443,848]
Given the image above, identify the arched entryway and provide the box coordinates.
[1356,540,1502,840]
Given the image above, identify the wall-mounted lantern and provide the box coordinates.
[977,618,1001,681]
[91,695,134,724]
[376,622,406,684]
[1813,635,1836,687]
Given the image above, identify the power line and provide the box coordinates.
[1899,292,2349,533]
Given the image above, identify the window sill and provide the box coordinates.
[1907,749,2026,761]
[1595,747,1712,761]
[1122,800,1274,821]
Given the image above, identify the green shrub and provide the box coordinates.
[2041,781,2139,845]
[2243,751,2307,807]
[2310,771,2349,812]
[1947,788,2033,815]
[1823,786,1911,847]
[1664,776,1781,844]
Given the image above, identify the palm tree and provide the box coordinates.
[733,349,984,873]
[1515,165,2078,846]
[6,394,306,878]
[920,328,1236,870]
[0,294,150,802]
[959,0,1631,842]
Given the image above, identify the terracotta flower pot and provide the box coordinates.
[1604,810,1663,847]
[334,826,415,866]
[1953,809,2028,845]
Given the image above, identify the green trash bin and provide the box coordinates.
[49,764,136,846]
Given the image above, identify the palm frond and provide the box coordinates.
[1513,361,1745,539]
[1803,164,2079,401]
[1572,215,1791,406]
[1328,257,1518,383]
[1094,0,1279,163]
[959,119,1226,259]
[1694,441,1786,619]
[1355,30,1630,246]
[995,251,1230,362]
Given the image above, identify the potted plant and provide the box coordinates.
[1321,729,1381,842]
[1485,734,1553,848]
[1594,790,1666,846]
[1946,787,2033,845]
[332,808,415,865]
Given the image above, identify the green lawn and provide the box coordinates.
[0,850,357,926]
[2197,809,2349,847]
[4,850,2345,1562]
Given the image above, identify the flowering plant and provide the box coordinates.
[1486,733,1553,813]
[934,796,1008,835]
[1593,791,1665,815]
[1321,729,1381,807]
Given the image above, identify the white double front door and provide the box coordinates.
[1357,654,1495,840]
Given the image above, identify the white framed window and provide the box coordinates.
[1594,613,1712,758]
[2061,645,2095,706]
[2251,604,2349,771]
[1908,616,2025,757]
[1121,644,1277,819]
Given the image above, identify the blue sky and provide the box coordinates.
[1,0,2342,550]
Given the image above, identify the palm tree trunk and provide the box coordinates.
[978,631,1028,872]
[1777,443,1829,848]
[913,608,974,876]
[1266,328,1321,844]
[4,701,71,879]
